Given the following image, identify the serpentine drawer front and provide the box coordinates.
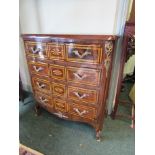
[35,91,53,107]
[67,67,100,86]
[67,86,98,104]
[69,103,97,120]
[28,61,49,76]
[22,34,118,140]
[32,77,51,94]
[25,41,48,58]
[66,44,102,64]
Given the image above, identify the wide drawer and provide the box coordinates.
[35,91,53,107]
[53,98,68,112]
[50,64,65,80]
[52,82,66,98]
[47,43,65,60]
[24,41,48,58]
[28,61,49,76]
[67,86,98,104]
[69,103,97,120]
[67,67,100,86]
[32,77,51,94]
[66,44,102,64]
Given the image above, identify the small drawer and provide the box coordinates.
[69,103,96,120]
[52,82,66,98]
[68,86,98,104]
[47,43,65,60]
[50,65,65,80]
[32,77,51,94]
[35,91,53,107]
[28,61,49,76]
[54,98,68,112]
[24,41,48,58]
[66,44,102,64]
[67,67,100,86]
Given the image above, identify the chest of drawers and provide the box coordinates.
[22,34,118,141]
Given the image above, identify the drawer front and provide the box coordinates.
[52,82,66,98]
[25,41,48,58]
[54,98,67,112]
[28,62,49,76]
[68,86,98,104]
[67,67,100,86]
[66,44,102,64]
[47,43,65,60]
[35,91,53,107]
[69,103,96,120]
[32,77,51,93]
[50,65,65,80]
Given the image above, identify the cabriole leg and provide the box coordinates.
[96,130,101,142]
[34,103,41,116]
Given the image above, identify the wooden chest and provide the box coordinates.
[22,34,118,140]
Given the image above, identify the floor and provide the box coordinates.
[19,92,135,155]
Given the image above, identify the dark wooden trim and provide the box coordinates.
[21,34,119,40]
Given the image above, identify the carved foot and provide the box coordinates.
[110,111,115,120]
[96,130,101,142]
[34,104,41,116]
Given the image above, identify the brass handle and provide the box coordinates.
[36,82,45,89]
[73,108,88,116]
[39,97,48,103]
[73,73,87,80]
[30,47,42,54]
[33,66,43,72]
[73,92,88,99]
[72,49,91,59]
[54,112,68,118]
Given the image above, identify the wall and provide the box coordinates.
[19,0,129,113]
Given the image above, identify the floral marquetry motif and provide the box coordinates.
[50,65,65,80]
[52,69,63,76]
[47,43,65,60]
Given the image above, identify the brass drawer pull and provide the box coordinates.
[36,82,45,89]
[73,108,88,116]
[72,49,91,59]
[73,92,88,99]
[73,73,87,80]
[30,47,42,54]
[33,66,43,72]
[39,97,48,103]
[54,112,68,118]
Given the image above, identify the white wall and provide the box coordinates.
[37,0,118,34]
[20,0,118,34]
[19,0,129,113]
